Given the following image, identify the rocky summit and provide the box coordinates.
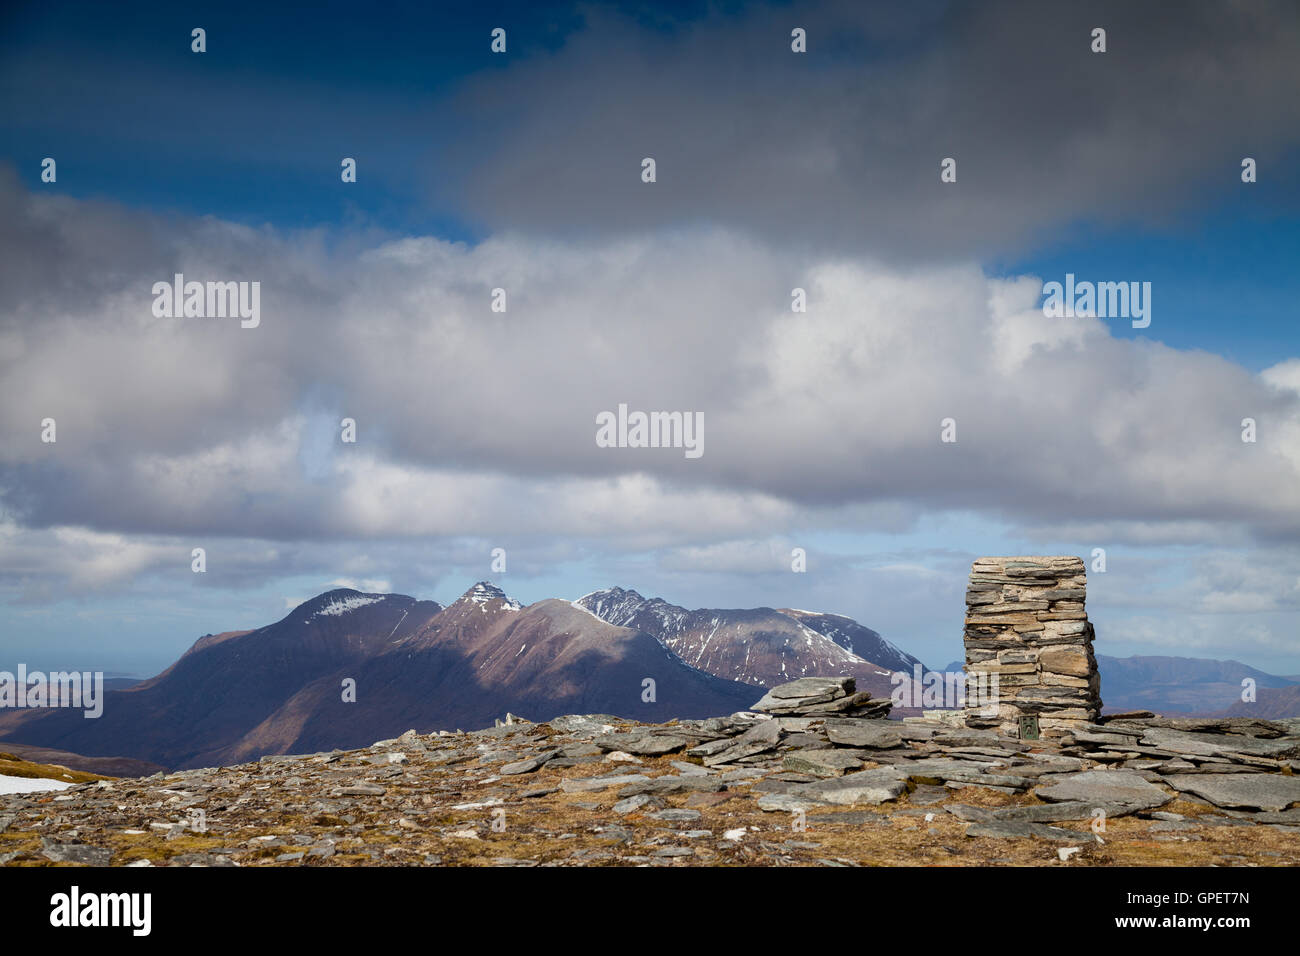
[3,677,1299,867]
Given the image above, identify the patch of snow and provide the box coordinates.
[569,600,605,621]
[313,595,384,618]
[467,583,522,611]
[0,774,74,795]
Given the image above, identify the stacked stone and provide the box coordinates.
[750,676,892,720]
[962,556,1102,738]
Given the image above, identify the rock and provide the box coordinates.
[648,808,702,822]
[603,751,643,764]
[1150,820,1200,832]
[757,792,827,812]
[500,750,558,775]
[669,761,710,776]
[1039,646,1091,677]
[593,732,694,756]
[796,768,910,806]
[907,784,949,805]
[703,719,782,766]
[1034,770,1173,810]
[683,791,739,809]
[823,719,903,749]
[1164,774,1300,812]
[364,752,408,765]
[991,801,1130,822]
[40,841,112,865]
[560,742,604,757]
[768,677,855,700]
[945,804,994,822]
[653,847,694,858]
[339,783,386,796]
[558,774,650,793]
[616,775,725,797]
[966,821,1090,842]
[1140,728,1300,761]
[612,794,659,815]
[782,749,867,777]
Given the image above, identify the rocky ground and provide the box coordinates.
[2,677,1299,867]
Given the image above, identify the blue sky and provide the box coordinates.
[1,0,1298,678]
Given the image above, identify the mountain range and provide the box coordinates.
[573,586,926,698]
[4,582,1295,771]
[0,583,923,770]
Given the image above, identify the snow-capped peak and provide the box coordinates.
[460,581,522,612]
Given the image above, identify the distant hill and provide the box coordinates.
[1222,685,1300,720]
[938,654,1300,717]
[1096,655,1299,715]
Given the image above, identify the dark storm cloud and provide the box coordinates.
[433,0,1300,259]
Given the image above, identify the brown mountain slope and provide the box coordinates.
[203,586,763,764]
[0,590,442,769]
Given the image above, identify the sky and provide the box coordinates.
[1,0,1298,677]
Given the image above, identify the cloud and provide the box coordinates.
[1,178,1298,562]
[432,0,1300,259]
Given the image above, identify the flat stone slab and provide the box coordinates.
[989,800,1148,822]
[782,749,867,777]
[611,794,658,815]
[768,677,855,699]
[500,750,558,775]
[647,808,702,822]
[757,792,828,813]
[1164,774,1300,812]
[616,775,725,797]
[965,821,1090,842]
[1139,728,1300,761]
[41,841,113,865]
[1034,770,1173,810]
[592,733,695,756]
[702,719,782,766]
[823,719,903,749]
[794,768,910,806]
[558,773,649,793]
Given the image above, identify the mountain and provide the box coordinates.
[0,589,444,770]
[227,584,761,764]
[0,584,759,769]
[574,587,924,699]
[1096,655,1300,716]
[776,608,919,674]
[1222,685,1300,720]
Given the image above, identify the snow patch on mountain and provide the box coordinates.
[464,582,522,612]
[313,595,385,618]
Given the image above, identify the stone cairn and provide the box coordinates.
[751,676,892,721]
[962,556,1102,738]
